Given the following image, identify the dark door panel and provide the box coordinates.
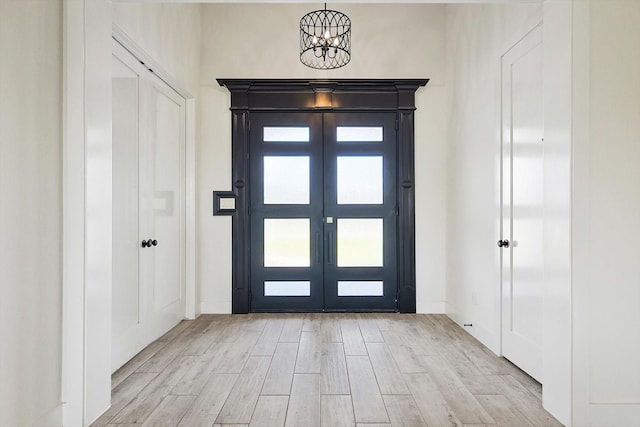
[249,112,324,311]
[322,112,398,311]
[249,111,398,312]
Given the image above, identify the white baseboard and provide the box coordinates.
[445,302,500,355]
[200,300,231,314]
[416,300,446,313]
[200,300,447,315]
[30,404,62,427]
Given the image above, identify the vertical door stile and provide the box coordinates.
[112,50,143,370]
[139,74,152,326]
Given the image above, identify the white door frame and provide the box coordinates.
[111,26,197,321]
[62,1,196,423]
[111,38,190,372]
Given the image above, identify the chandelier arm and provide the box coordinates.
[312,47,325,59]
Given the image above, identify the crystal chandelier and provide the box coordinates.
[300,3,351,70]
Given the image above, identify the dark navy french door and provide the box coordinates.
[249,112,397,312]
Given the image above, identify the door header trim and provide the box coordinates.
[217,78,429,111]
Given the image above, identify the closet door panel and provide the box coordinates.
[149,82,183,313]
[112,54,142,370]
[112,41,186,372]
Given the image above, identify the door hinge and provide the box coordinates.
[248,206,251,216]
[396,205,400,216]
[395,119,399,130]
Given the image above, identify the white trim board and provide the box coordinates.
[416,300,446,314]
[62,1,88,425]
[30,404,62,427]
[200,300,232,314]
[446,303,501,356]
[112,24,192,99]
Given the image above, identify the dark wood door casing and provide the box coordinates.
[217,79,428,314]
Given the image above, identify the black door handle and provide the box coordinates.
[497,239,510,248]
[142,239,156,248]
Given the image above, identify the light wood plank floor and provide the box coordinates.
[92,314,563,427]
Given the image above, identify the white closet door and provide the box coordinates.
[112,42,185,372]
[112,51,143,370]
[500,25,544,382]
[139,69,186,343]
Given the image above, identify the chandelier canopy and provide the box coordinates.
[300,3,351,70]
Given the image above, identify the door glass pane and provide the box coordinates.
[265,281,311,296]
[337,218,383,267]
[264,156,310,204]
[264,218,310,267]
[264,127,310,142]
[337,126,383,142]
[337,156,383,205]
[338,281,383,296]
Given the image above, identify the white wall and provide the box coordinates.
[444,3,543,352]
[198,3,448,313]
[572,0,640,424]
[112,2,201,96]
[0,1,64,426]
[69,0,114,423]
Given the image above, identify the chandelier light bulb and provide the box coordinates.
[333,37,339,46]
[324,30,330,39]
[312,35,318,44]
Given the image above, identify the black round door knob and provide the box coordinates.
[151,240,158,246]
[141,240,149,248]
[497,239,510,248]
